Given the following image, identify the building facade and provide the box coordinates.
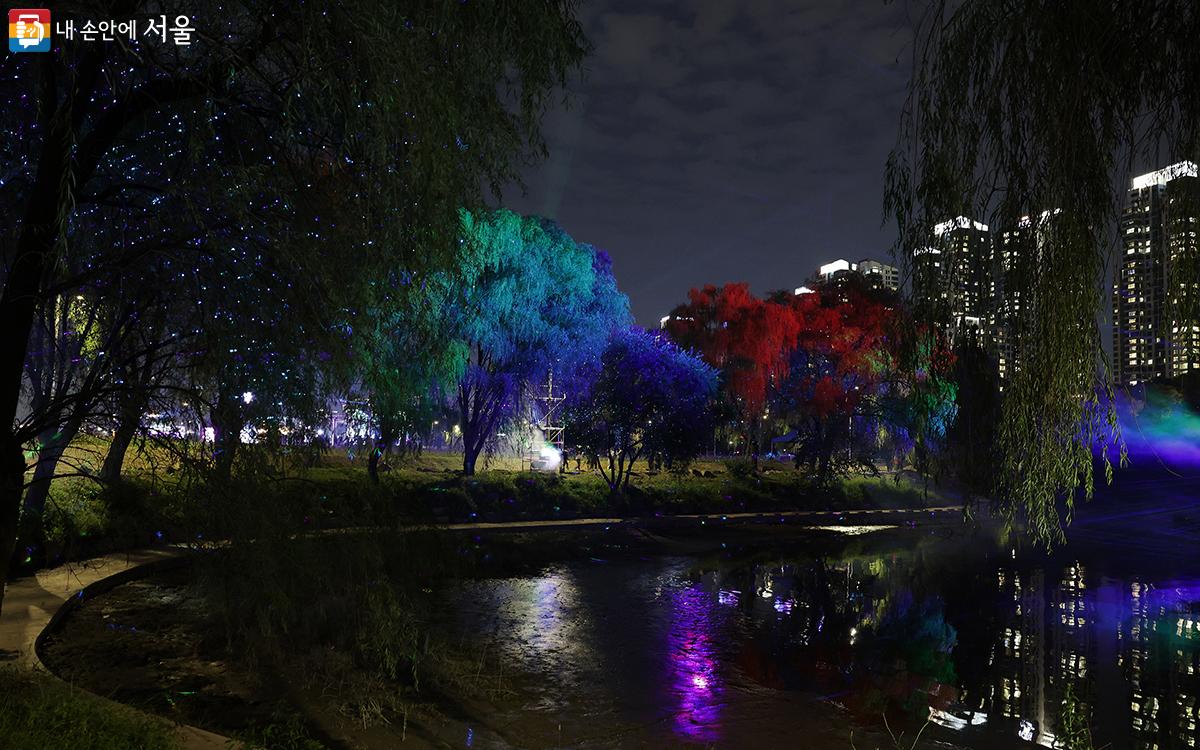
[857,258,901,291]
[1113,161,1200,385]
[799,257,899,296]
[1164,171,1200,378]
[913,217,991,335]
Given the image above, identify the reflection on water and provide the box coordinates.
[441,528,1200,748]
[942,560,1200,749]
[667,585,723,743]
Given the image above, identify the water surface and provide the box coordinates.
[438,517,1200,749]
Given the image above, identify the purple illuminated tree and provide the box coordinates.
[567,328,718,492]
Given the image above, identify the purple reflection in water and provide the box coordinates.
[667,584,723,743]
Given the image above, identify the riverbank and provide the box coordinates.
[3,446,965,749]
[0,547,233,749]
[31,515,979,750]
[16,487,1199,749]
[16,444,950,579]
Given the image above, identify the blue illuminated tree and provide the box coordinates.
[449,210,629,475]
[567,328,717,492]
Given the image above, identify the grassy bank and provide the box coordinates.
[311,451,943,522]
[0,666,178,750]
[20,441,946,575]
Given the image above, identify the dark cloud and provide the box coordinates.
[504,0,914,325]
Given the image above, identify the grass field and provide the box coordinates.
[0,667,178,750]
[22,436,946,571]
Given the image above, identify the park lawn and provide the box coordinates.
[26,436,948,559]
[0,666,178,750]
[318,450,944,522]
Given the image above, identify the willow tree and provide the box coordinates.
[448,210,630,476]
[885,0,1200,544]
[0,1,588,614]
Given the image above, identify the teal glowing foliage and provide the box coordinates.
[453,209,628,386]
[448,209,630,472]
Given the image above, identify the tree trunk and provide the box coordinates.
[0,53,110,616]
[367,445,381,483]
[0,104,73,618]
[0,442,24,617]
[21,419,82,528]
[463,446,479,476]
[458,382,481,476]
[819,423,838,486]
[101,412,139,482]
[210,390,243,481]
[368,431,393,484]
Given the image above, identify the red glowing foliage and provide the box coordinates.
[665,280,900,422]
[786,284,897,418]
[664,283,802,415]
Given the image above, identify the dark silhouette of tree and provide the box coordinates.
[0,1,589,613]
[942,333,1002,506]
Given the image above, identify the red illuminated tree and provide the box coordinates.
[664,283,801,464]
[778,279,898,482]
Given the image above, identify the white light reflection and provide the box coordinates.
[1018,718,1035,741]
[800,524,897,535]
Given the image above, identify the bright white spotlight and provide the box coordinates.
[535,444,561,471]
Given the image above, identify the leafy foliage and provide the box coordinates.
[879,325,959,488]
[447,210,630,474]
[0,0,591,606]
[778,281,901,481]
[666,277,916,482]
[567,328,718,490]
[666,283,801,416]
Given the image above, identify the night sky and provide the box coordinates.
[504,0,914,326]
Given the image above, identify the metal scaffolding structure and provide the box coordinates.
[527,371,565,470]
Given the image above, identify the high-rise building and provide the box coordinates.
[990,210,1062,383]
[800,257,899,296]
[1113,161,1200,385]
[857,259,901,292]
[1164,170,1200,378]
[913,217,991,335]
[991,220,1030,383]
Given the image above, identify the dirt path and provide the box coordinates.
[0,548,234,750]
